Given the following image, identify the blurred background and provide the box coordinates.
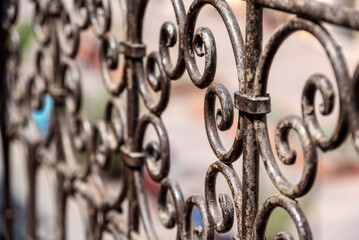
[2,0,359,239]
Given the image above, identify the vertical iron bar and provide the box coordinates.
[43,2,65,238]
[242,1,263,239]
[126,62,140,235]
[52,6,66,239]
[56,176,66,240]
[28,146,37,239]
[0,0,14,239]
[126,0,140,236]
[55,114,66,240]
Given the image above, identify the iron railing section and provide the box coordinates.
[1,0,359,239]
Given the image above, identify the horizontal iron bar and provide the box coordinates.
[251,0,359,30]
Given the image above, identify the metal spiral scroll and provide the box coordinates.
[252,17,351,238]
[2,0,359,239]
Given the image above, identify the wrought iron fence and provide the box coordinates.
[1,0,359,239]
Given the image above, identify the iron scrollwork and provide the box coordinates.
[1,0,359,239]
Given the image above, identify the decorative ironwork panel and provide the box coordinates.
[1,0,359,239]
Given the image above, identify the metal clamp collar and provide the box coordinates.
[119,41,146,59]
[120,145,144,169]
[234,91,271,115]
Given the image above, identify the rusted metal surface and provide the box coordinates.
[1,0,359,239]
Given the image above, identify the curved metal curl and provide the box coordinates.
[204,82,243,163]
[33,2,51,45]
[184,0,245,89]
[27,74,47,111]
[2,0,18,30]
[58,59,82,115]
[86,0,111,38]
[137,51,171,115]
[100,36,126,95]
[205,161,242,236]
[69,113,93,178]
[184,195,214,240]
[103,98,128,207]
[159,0,186,80]
[104,97,127,150]
[35,48,51,82]
[92,120,113,170]
[253,194,312,240]
[74,0,90,30]
[255,115,317,198]
[158,178,186,239]
[254,17,350,151]
[134,113,170,182]
[56,9,80,58]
